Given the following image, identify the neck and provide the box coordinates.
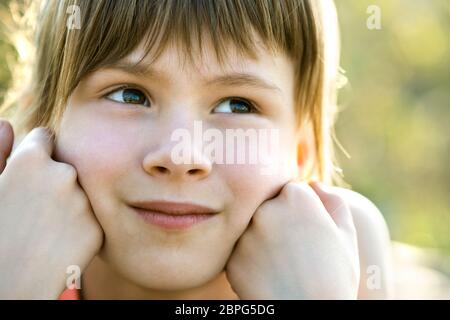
[81,256,239,300]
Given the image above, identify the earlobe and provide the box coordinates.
[296,144,311,181]
[296,143,305,168]
[296,123,316,182]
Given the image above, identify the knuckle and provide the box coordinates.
[252,204,270,226]
[281,182,311,200]
[336,199,353,221]
[328,190,348,207]
[7,147,47,174]
[331,196,350,214]
[281,182,300,196]
[57,164,78,183]
[320,187,353,216]
[279,183,315,212]
[18,144,48,162]
[321,185,347,201]
[251,203,279,232]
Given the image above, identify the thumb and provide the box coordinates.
[0,119,14,174]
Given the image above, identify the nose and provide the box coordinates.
[142,143,212,181]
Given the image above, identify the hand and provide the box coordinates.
[225,181,360,299]
[0,120,104,299]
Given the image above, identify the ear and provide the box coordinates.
[296,121,316,181]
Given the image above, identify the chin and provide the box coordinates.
[104,248,225,291]
[134,264,221,291]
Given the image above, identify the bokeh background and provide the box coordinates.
[0,0,449,298]
[335,0,449,253]
[333,0,449,298]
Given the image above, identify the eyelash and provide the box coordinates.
[103,85,151,107]
[213,97,259,114]
[103,85,260,114]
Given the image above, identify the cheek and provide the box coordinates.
[220,161,293,228]
[54,118,138,208]
[217,131,298,229]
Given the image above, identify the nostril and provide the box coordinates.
[154,166,169,174]
[187,169,202,175]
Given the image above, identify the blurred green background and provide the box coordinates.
[0,1,448,254]
[334,0,449,254]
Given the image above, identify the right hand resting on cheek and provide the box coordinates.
[0,120,104,299]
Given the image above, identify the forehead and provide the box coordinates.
[117,36,294,84]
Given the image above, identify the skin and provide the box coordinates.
[0,37,392,299]
[0,126,102,299]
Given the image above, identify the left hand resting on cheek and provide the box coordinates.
[225,181,360,299]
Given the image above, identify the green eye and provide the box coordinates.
[106,87,150,107]
[213,98,256,114]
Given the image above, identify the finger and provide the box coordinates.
[10,127,55,159]
[309,181,353,230]
[279,181,328,215]
[0,119,14,173]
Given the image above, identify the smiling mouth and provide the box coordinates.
[129,200,220,230]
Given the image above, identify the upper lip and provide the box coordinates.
[130,200,220,215]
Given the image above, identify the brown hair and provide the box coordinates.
[0,0,343,183]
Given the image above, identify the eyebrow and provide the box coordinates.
[206,73,282,93]
[105,60,164,78]
[102,60,283,93]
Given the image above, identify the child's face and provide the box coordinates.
[54,38,301,290]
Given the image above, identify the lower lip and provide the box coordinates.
[132,208,216,230]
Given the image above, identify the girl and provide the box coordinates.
[0,0,392,299]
